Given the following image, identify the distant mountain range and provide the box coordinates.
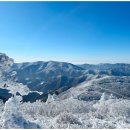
[1,52,130,102]
[78,63,130,76]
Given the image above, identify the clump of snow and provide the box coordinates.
[40,81,44,85]
[10,71,17,77]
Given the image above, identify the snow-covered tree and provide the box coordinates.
[46,94,56,104]
[1,95,25,128]
[1,95,40,129]
[99,92,107,103]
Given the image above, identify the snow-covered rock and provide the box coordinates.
[0,53,14,70]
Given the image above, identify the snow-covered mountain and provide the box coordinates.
[9,61,88,94]
[10,61,130,95]
[1,53,130,128]
[0,52,130,101]
[1,52,130,102]
[79,63,130,76]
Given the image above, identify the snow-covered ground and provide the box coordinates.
[0,79,30,96]
[0,76,130,129]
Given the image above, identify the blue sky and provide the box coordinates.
[0,2,130,64]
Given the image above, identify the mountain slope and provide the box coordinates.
[10,61,88,94]
[58,75,130,102]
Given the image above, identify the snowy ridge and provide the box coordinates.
[58,75,109,100]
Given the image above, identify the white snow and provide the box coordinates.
[0,79,30,96]
[40,81,44,85]
[0,75,130,129]
[58,75,109,99]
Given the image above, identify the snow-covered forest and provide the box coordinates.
[0,92,130,128]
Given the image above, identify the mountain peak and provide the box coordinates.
[0,53,14,69]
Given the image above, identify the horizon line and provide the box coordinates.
[14,60,130,65]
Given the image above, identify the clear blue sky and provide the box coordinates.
[0,2,130,64]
